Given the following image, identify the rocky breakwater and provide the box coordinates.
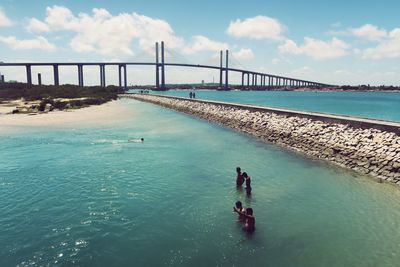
[122,94,400,186]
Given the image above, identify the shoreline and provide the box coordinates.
[0,100,130,133]
[122,93,400,187]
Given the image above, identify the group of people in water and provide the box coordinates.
[188,92,196,99]
[236,167,251,195]
[233,166,255,233]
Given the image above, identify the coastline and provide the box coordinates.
[0,100,130,134]
[123,93,400,186]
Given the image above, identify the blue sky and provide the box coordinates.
[0,0,399,86]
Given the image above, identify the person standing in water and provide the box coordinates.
[243,172,252,195]
[236,167,244,186]
[233,201,246,221]
[243,208,255,232]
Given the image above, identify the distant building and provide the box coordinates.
[201,80,204,86]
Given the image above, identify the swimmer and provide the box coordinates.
[243,172,251,195]
[233,201,246,221]
[236,167,244,186]
[128,138,144,143]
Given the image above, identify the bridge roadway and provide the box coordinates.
[0,42,333,89]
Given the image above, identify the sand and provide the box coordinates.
[0,100,131,134]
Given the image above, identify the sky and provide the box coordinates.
[0,0,399,86]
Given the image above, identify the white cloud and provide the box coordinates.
[232,48,254,60]
[27,5,184,57]
[361,28,400,59]
[279,37,350,60]
[292,66,313,76]
[351,24,387,41]
[0,8,12,27]
[26,18,50,32]
[271,58,281,64]
[184,35,229,54]
[226,15,285,40]
[0,36,56,51]
[331,21,342,28]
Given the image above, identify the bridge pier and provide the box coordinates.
[26,65,32,85]
[118,65,122,87]
[219,50,223,89]
[38,73,42,85]
[99,64,106,87]
[161,41,165,90]
[156,42,160,89]
[247,73,250,88]
[225,50,229,89]
[53,64,59,86]
[123,64,127,89]
[241,72,244,88]
[1,75,4,83]
[78,64,84,87]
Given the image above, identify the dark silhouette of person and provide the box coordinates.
[233,201,246,221]
[236,167,244,186]
[243,172,252,195]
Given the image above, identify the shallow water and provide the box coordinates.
[1,99,400,266]
[152,90,400,122]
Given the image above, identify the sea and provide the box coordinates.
[155,90,400,122]
[1,92,400,267]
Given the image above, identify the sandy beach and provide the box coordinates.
[0,100,131,134]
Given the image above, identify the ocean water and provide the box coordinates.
[152,90,400,122]
[1,99,400,267]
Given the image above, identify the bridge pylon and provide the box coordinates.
[155,41,166,90]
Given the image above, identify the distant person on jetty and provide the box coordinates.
[236,167,244,186]
[189,92,193,99]
[128,138,144,143]
[243,172,251,195]
[233,206,256,232]
[233,201,246,221]
[192,92,196,98]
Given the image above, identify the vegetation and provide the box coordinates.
[0,82,126,112]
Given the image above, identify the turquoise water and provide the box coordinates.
[151,90,400,122]
[1,99,400,267]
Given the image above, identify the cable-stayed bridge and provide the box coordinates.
[0,41,334,89]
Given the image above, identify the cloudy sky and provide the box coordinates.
[0,0,399,86]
